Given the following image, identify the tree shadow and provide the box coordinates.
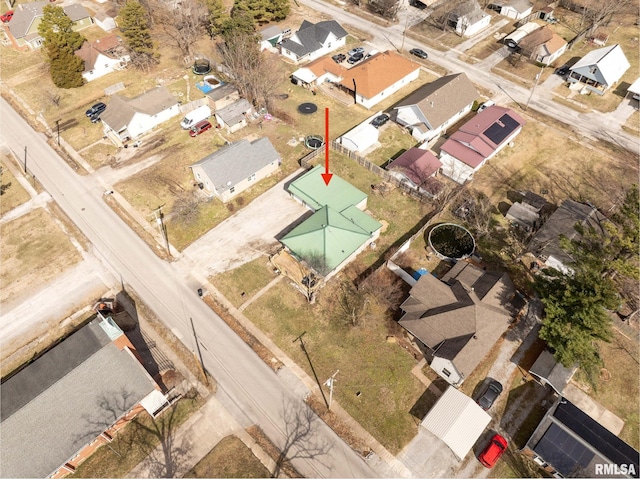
[272,397,333,478]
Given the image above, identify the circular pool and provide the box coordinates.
[428,223,475,260]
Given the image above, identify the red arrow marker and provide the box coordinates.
[321,107,333,186]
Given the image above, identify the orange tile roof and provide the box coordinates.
[338,51,421,99]
[307,56,344,77]
[545,32,567,54]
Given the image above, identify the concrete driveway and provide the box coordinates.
[177,170,310,276]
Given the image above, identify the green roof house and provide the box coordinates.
[282,165,381,278]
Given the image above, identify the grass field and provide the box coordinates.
[0,158,31,215]
[185,435,270,478]
[211,257,277,308]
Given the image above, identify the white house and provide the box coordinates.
[100,86,180,146]
[75,34,129,82]
[394,72,478,142]
[628,77,640,101]
[439,105,526,184]
[93,10,117,31]
[488,0,533,20]
[279,20,348,64]
[259,25,282,51]
[447,0,491,37]
[568,44,630,95]
[190,138,281,203]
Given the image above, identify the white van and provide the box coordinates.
[180,105,212,129]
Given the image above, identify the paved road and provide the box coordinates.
[0,98,384,478]
[301,0,638,154]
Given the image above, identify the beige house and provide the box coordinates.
[190,138,281,203]
[4,2,92,50]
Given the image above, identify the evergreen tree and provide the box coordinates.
[38,5,85,88]
[232,0,290,24]
[119,0,158,70]
[205,0,228,37]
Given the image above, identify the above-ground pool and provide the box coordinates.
[428,223,475,261]
[305,135,324,149]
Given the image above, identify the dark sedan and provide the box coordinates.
[347,52,364,64]
[332,53,346,63]
[371,114,389,128]
[477,379,503,410]
[85,102,106,117]
[409,48,428,59]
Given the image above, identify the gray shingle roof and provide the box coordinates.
[215,98,252,126]
[191,138,281,194]
[100,86,177,132]
[279,20,348,57]
[1,318,157,478]
[7,1,89,39]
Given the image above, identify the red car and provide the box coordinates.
[1,10,14,23]
[479,434,508,468]
[189,120,212,137]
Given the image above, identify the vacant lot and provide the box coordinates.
[0,207,81,305]
[211,257,277,309]
[184,435,270,478]
[0,158,31,215]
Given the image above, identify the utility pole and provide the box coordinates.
[56,119,60,146]
[152,205,171,256]
[324,370,339,411]
[525,64,544,111]
[294,332,330,408]
[190,317,208,386]
[23,146,27,173]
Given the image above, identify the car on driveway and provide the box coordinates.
[556,65,569,76]
[409,48,428,59]
[479,434,508,468]
[477,379,503,410]
[1,10,14,22]
[86,102,106,117]
[347,47,365,57]
[332,53,346,63]
[189,120,212,137]
[477,99,495,113]
[409,0,427,9]
[347,52,364,64]
[371,114,389,128]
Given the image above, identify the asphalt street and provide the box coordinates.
[0,97,386,478]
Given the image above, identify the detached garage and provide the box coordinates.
[338,121,379,153]
[421,386,492,460]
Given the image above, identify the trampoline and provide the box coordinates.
[305,135,324,149]
[298,102,318,114]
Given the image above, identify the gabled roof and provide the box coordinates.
[520,26,567,56]
[100,86,177,132]
[281,205,381,272]
[394,73,478,131]
[75,35,123,70]
[7,1,90,39]
[528,349,577,394]
[215,98,252,126]
[205,83,239,102]
[0,317,156,478]
[490,0,532,12]
[527,199,604,268]
[287,164,367,212]
[260,25,282,40]
[399,261,515,376]
[338,51,420,99]
[279,20,347,57]
[450,0,487,23]
[191,138,280,195]
[440,105,526,168]
[570,44,630,86]
[629,77,640,95]
[526,398,640,478]
[387,147,442,186]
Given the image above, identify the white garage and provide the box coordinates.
[421,386,492,460]
[337,120,379,153]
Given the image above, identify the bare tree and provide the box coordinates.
[336,278,369,327]
[170,192,201,225]
[150,0,207,59]
[360,268,403,310]
[368,0,400,20]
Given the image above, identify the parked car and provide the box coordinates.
[332,53,346,63]
[189,120,212,137]
[409,48,428,59]
[477,379,503,410]
[371,113,390,128]
[347,52,364,64]
[479,434,508,468]
[1,10,14,22]
[477,99,495,113]
[85,102,106,117]
[556,65,569,76]
[347,47,365,57]
[409,0,427,9]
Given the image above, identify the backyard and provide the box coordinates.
[184,435,270,478]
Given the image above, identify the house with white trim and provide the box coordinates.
[568,44,630,95]
[279,20,347,64]
[75,34,130,82]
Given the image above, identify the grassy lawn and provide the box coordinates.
[71,390,205,478]
[572,330,640,449]
[462,21,517,62]
[211,257,277,308]
[623,110,640,135]
[0,208,81,305]
[0,158,31,215]
[184,435,270,478]
[407,21,464,51]
[366,122,418,167]
[243,279,424,454]
[79,141,120,170]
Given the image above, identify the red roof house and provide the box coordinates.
[386,147,443,196]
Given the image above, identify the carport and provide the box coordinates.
[421,386,491,460]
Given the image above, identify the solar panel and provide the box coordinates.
[484,114,520,145]
[534,423,595,476]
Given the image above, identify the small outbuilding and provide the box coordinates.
[214,98,253,133]
[421,386,492,460]
[337,120,379,153]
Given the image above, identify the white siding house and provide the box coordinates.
[279,20,347,64]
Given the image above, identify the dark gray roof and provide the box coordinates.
[527,398,640,478]
[279,20,348,58]
[260,25,282,40]
[528,199,604,267]
[394,73,478,131]
[506,201,540,229]
[206,83,239,102]
[529,349,576,394]
[100,86,177,132]
[7,1,89,39]
[1,318,156,478]
[191,138,281,194]
[215,98,252,126]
